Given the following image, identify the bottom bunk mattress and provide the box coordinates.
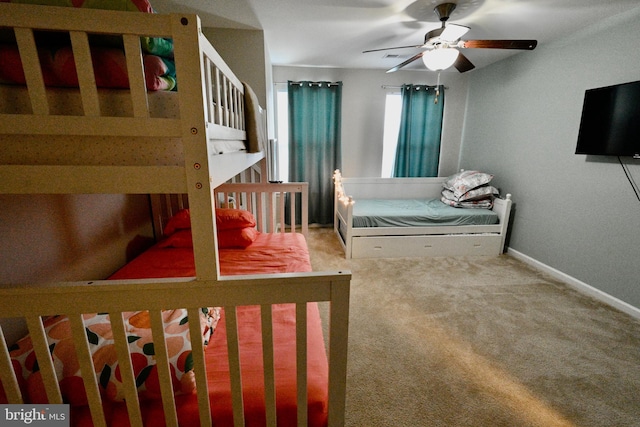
[3,232,328,427]
[350,198,499,228]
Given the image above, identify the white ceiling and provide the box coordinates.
[151,0,640,73]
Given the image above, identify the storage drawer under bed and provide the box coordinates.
[351,234,504,258]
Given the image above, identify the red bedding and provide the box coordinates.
[3,232,329,427]
[109,232,313,279]
[0,44,177,91]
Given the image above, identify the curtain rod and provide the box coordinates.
[274,81,341,87]
[382,85,448,90]
[274,82,446,88]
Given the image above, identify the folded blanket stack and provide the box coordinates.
[441,170,499,209]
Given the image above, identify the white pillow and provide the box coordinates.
[463,185,499,201]
[443,170,494,198]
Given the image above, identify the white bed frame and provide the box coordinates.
[333,170,512,259]
[0,4,351,426]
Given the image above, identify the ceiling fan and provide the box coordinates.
[364,2,537,73]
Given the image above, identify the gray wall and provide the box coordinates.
[272,66,469,178]
[203,27,275,140]
[202,27,268,107]
[460,8,640,308]
[0,194,154,344]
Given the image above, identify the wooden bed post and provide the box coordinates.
[328,276,351,426]
[171,13,221,282]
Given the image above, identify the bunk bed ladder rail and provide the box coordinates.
[204,55,245,131]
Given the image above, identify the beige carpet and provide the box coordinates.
[306,228,640,427]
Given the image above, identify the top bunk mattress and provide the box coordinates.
[352,198,499,228]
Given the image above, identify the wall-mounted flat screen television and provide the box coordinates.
[575,80,640,158]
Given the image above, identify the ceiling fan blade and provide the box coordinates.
[386,52,425,73]
[453,51,475,73]
[459,39,537,50]
[363,44,424,54]
[440,24,469,42]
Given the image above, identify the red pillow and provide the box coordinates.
[158,230,192,248]
[0,44,61,86]
[163,208,257,238]
[217,227,258,249]
[0,0,154,13]
[158,228,259,249]
[216,208,256,231]
[163,209,191,236]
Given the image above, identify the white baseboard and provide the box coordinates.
[507,248,640,320]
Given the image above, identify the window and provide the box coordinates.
[385,84,444,178]
[274,86,290,182]
[275,81,343,225]
[381,91,402,178]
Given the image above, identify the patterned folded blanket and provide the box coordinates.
[7,308,220,405]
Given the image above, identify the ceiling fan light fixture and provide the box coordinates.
[422,48,459,71]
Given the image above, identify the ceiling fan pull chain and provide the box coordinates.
[435,71,441,104]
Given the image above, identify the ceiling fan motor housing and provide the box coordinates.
[425,27,445,43]
[434,3,457,22]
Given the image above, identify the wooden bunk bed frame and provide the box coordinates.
[0,4,351,426]
[333,170,513,259]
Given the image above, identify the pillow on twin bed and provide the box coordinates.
[215,208,256,230]
[217,227,259,249]
[442,170,499,209]
[440,197,494,209]
[158,229,193,248]
[442,185,498,202]
[162,208,258,249]
[163,209,191,236]
[164,209,257,235]
[159,228,258,249]
[443,170,494,199]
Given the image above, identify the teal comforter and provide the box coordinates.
[351,198,499,228]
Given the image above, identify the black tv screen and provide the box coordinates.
[575,80,640,158]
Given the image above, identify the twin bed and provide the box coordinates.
[0,3,350,426]
[333,170,513,259]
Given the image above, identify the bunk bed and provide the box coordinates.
[0,3,351,426]
[333,170,512,259]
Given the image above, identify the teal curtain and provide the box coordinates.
[393,84,444,177]
[288,80,342,226]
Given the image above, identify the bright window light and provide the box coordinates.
[381,92,402,178]
[275,88,289,182]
